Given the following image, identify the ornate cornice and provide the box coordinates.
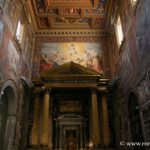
[35,29,107,37]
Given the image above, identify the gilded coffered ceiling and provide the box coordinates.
[25,0,110,36]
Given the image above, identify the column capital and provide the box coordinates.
[90,87,98,93]
[97,87,108,94]
[44,88,52,94]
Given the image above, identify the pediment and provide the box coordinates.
[41,61,100,76]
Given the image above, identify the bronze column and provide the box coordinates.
[80,125,83,150]
[41,90,50,147]
[31,95,40,146]
[102,94,110,146]
[48,89,52,150]
[91,89,100,148]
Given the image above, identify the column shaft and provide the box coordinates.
[80,126,83,149]
[49,95,52,149]
[31,95,40,145]
[102,94,110,146]
[91,89,100,146]
[59,125,63,150]
[42,90,50,146]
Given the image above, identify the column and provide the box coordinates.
[48,89,52,149]
[83,123,87,149]
[31,95,40,146]
[91,89,100,147]
[55,123,58,149]
[80,125,83,150]
[42,90,50,146]
[101,94,110,146]
[59,125,63,150]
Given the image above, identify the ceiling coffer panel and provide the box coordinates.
[45,0,95,8]
[31,0,107,30]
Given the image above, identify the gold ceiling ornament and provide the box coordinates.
[59,15,83,23]
[24,0,109,32]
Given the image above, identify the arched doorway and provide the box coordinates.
[128,92,144,149]
[0,81,17,150]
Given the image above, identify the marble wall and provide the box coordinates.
[0,0,34,82]
[108,0,150,149]
[135,0,150,67]
[0,0,35,150]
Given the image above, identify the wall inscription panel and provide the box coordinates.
[60,101,82,112]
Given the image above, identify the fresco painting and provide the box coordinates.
[0,0,5,7]
[135,0,150,61]
[0,20,4,46]
[118,43,133,80]
[7,40,20,75]
[40,43,103,73]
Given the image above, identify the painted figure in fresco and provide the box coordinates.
[6,0,17,26]
[84,50,100,73]
[52,49,64,66]
[143,80,150,97]
[68,43,79,62]
[138,86,145,104]
[92,55,103,73]
[86,51,93,68]
[138,80,150,104]
[40,54,53,72]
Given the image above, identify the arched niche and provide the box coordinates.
[0,80,17,150]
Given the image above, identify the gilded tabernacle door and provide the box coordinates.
[31,62,109,150]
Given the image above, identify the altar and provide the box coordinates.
[30,62,110,150]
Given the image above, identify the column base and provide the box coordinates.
[26,145,50,150]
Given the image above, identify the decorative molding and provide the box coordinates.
[36,36,108,43]
[35,29,107,37]
[33,62,109,92]
[45,0,95,8]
